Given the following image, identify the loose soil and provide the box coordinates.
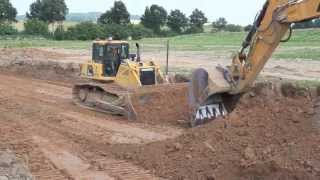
[131,83,190,126]
[0,48,320,180]
[113,83,320,180]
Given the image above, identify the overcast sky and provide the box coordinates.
[11,0,266,25]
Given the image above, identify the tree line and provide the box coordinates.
[0,0,221,40]
[95,1,210,36]
[1,0,319,40]
[0,0,210,40]
[293,19,320,29]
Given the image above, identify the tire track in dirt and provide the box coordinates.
[0,73,183,145]
[32,134,165,180]
[62,112,182,144]
[312,97,320,130]
[32,136,115,180]
[0,103,166,180]
[0,74,72,100]
[0,120,70,180]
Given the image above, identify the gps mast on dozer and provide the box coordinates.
[189,0,320,126]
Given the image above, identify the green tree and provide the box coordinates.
[26,0,68,23]
[128,24,153,40]
[293,20,314,29]
[225,24,242,32]
[53,24,66,40]
[0,23,17,35]
[66,22,104,40]
[167,9,188,33]
[26,0,42,20]
[102,23,131,40]
[98,1,130,25]
[141,5,167,33]
[212,17,227,31]
[41,0,68,23]
[244,24,253,32]
[24,19,49,35]
[0,0,17,23]
[189,9,207,33]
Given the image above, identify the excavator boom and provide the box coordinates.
[189,0,320,126]
[231,0,320,94]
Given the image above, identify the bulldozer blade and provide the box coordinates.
[188,68,228,127]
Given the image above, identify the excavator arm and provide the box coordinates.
[230,0,320,94]
[189,0,320,127]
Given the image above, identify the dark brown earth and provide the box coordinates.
[0,48,319,180]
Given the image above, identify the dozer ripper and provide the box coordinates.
[189,0,320,127]
[72,39,165,119]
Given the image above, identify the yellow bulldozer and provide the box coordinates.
[73,0,320,127]
[72,39,165,119]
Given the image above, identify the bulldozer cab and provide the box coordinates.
[92,41,129,77]
[80,39,163,88]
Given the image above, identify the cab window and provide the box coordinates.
[120,44,129,59]
[106,46,120,59]
[99,46,104,57]
[92,44,104,63]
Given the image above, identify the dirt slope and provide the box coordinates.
[112,83,320,180]
[0,48,80,82]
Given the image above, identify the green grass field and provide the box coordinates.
[14,21,79,32]
[1,28,320,60]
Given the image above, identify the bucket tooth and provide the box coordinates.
[191,103,228,127]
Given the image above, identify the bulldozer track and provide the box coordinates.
[72,82,136,118]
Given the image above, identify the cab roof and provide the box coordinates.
[93,40,129,45]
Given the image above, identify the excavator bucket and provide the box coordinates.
[188,68,240,127]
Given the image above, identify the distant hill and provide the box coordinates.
[67,12,102,22]
[130,15,141,21]
[16,12,141,22]
[16,15,26,21]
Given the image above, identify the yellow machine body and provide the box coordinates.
[79,40,163,88]
[73,40,164,118]
[80,60,162,88]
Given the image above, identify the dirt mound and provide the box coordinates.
[130,83,190,125]
[112,82,320,180]
[0,48,79,82]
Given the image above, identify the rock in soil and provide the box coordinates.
[0,150,33,180]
